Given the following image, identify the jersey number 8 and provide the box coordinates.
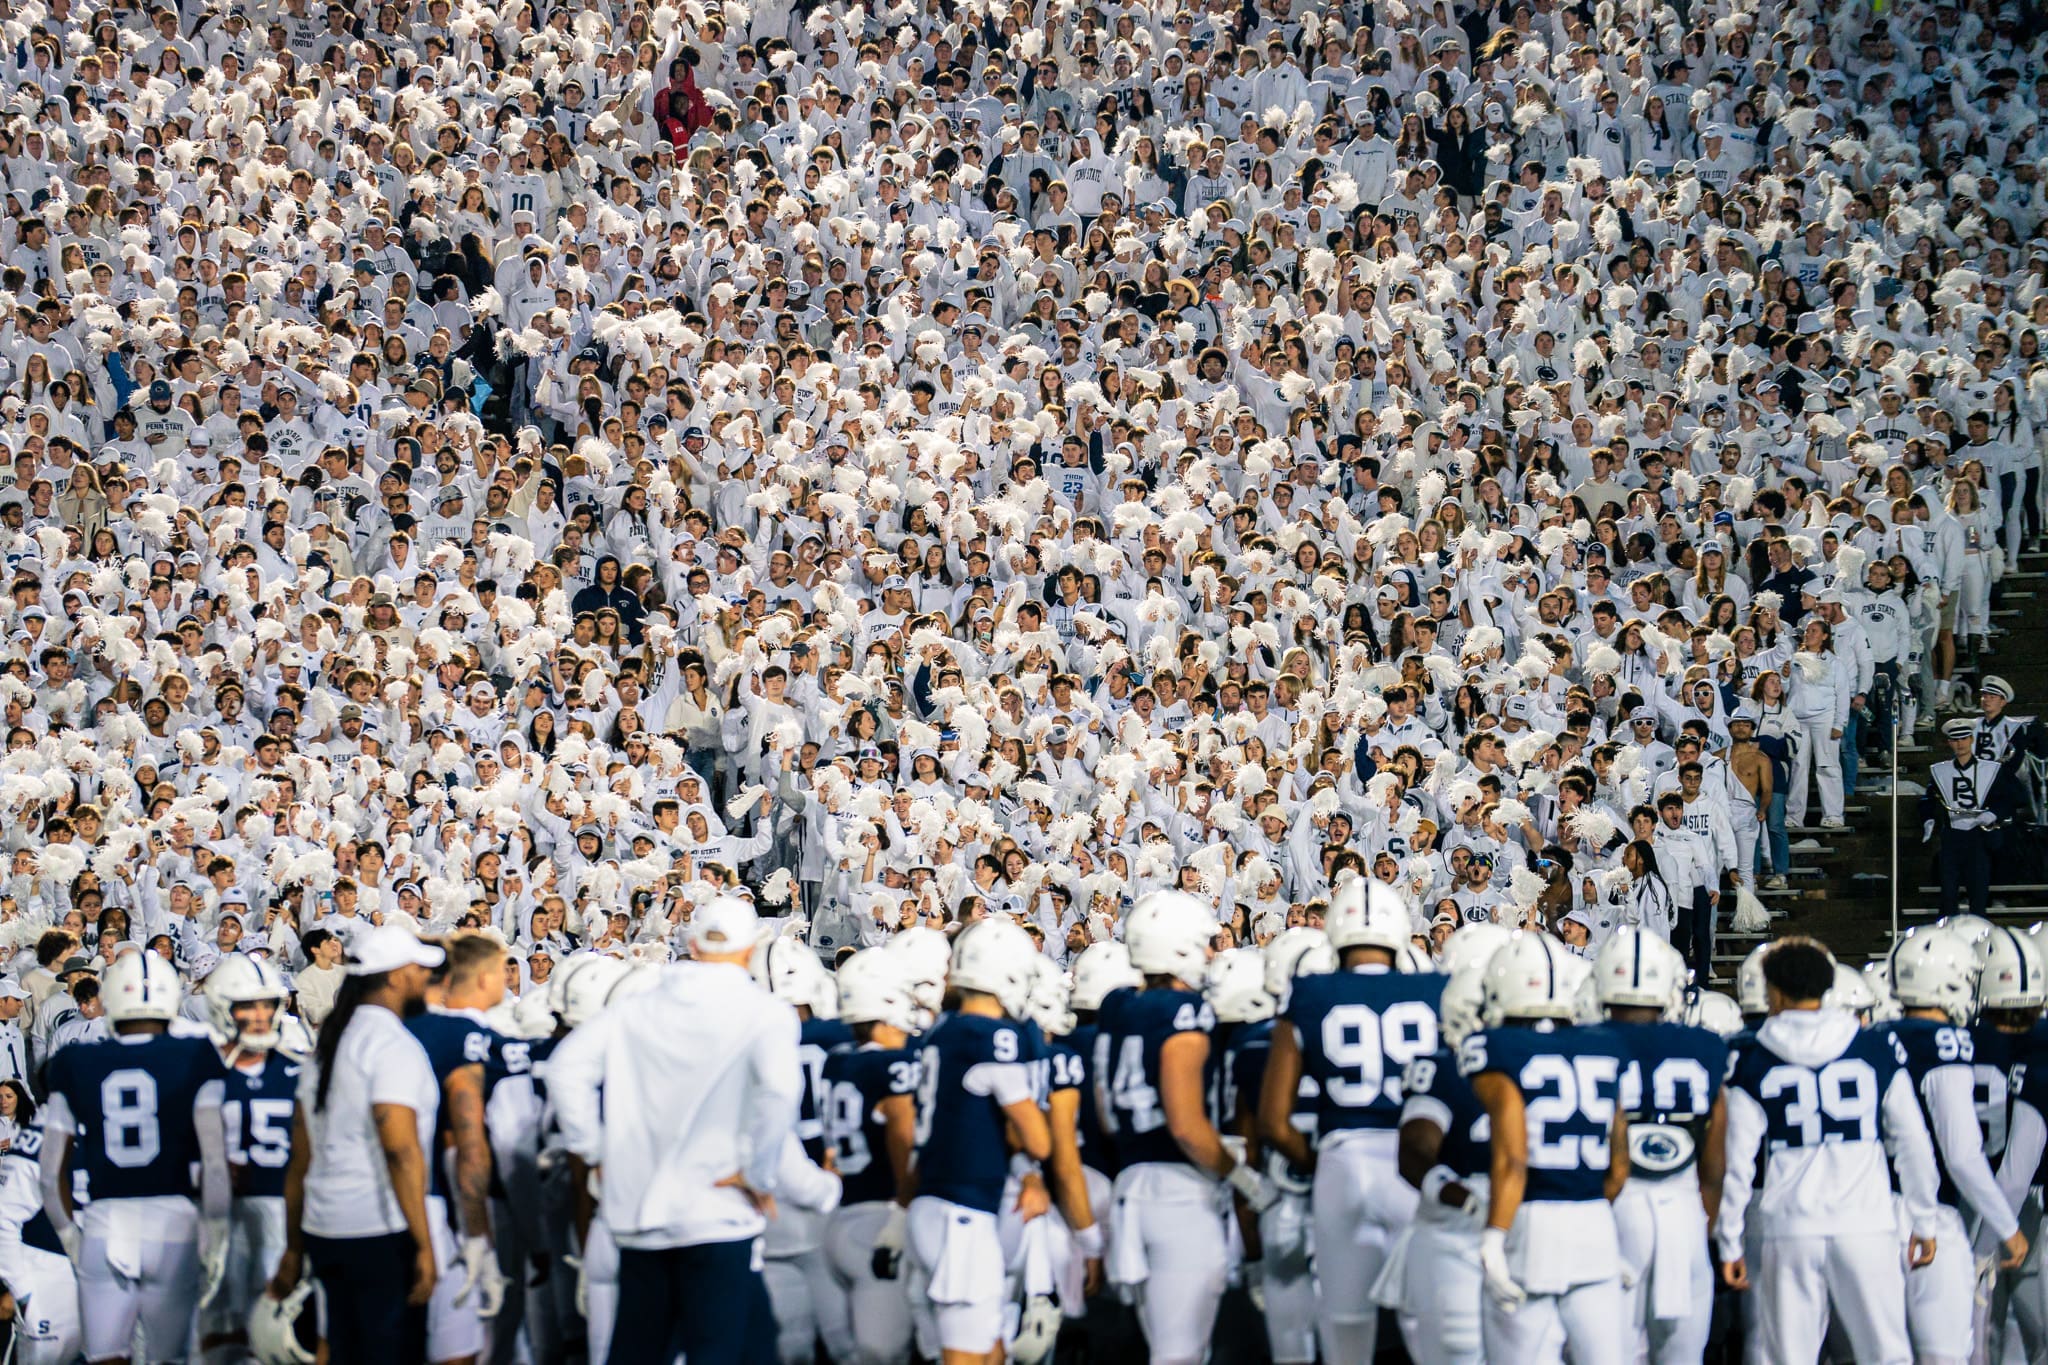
[100,1069,161,1169]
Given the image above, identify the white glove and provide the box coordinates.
[1226,1161,1280,1213]
[564,1253,589,1319]
[199,1216,231,1307]
[1480,1228,1526,1309]
[1923,819,1937,842]
[1243,1258,1266,1312]
[456,1234,507,1318]
[872,1203,907,1280]
[58,1224,81,1270]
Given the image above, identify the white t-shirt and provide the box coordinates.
[298,1003,438,1239]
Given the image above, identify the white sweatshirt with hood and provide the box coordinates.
[1716,1007,1941,1261]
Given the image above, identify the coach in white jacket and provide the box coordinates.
[550,896,803,1365]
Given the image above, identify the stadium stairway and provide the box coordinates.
[1708,547,2048,984]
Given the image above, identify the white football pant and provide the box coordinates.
[764,1205,853,1365]
[1482,1273,1628,1365]
[77,1194,203,1363]
[1106,1163,1229,1365]
[1614,1177,1712,1364]
[1749,1232,1911,1365]
[823,1202,914,1365]
[1313,1132,1418,1364]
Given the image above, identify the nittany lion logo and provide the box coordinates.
[1629,1123,1696,1174]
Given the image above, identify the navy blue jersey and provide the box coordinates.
[1972,1024,2026,1164]
[4,1126,67,1255]
[44,1033,226,1201]
[1460,1024,1626,1202]
[1092,987,1214,1169]
[1216,1019,1267,1130]
[913,1012,1033,1214]
[2003,1029,2048,1186]
[407,1010,496,1202]
[1287,968,1444,1137]
[1031,1031,1087,1109]
[221,1054,301,1199]
[1609,1021,1727,1180]
[823,1044,918,1207]
[1401,1047,1489,1178]
[1726,1022,1902,1156]
[1068,1022,1114,1174]
[799,1018,855,1165]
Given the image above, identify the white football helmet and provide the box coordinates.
[103,949,182,1025]
[509,990,559,1040]
[1939,914,1997,964]
[556,954,631,1028]
[1980,926,2047,1011]
[1206,949,1277,1024]
[949,918,1042,1018]
[1125,891,1220,988]
[1682,989,1745,1038]
[1482,931,1581,1026]
[1069,941,1141,1012]
[248,1278,317,1364]
[207,954,290,1051]
[1735,943,1772,1018]
[1397,942,1438,974]
[1822,962,1878,1020]
[751,936,838,1017]
[1859,961,1902,1024]
[1889,928,1978,1026]
[1440,922,1513,977]
[1439,968,1488,1045]
[836,951,921,1033]
[1326,875,1412,953]
[1592,927,1686,1012]
[887,926,953,1025]
[1262,928,1337,1008]
[1023,958,1075,1038]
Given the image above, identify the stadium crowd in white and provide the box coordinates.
[0,0,2046,1354]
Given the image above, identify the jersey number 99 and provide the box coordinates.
[1321,1001,1439,1108]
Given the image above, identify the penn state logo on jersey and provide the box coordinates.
[1614,1021,1728,1178]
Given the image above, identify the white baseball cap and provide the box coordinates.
[347,925,446,976]
[688,895,760,955]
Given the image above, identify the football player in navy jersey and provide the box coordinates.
[1065,941,1138,1198]
[1242,927,1335,1365]
[199,954,303,1365]
[405,933,511,1365]
[1461,930,1629,1364]
[1062,940,1139,1358]
[1017,955,1102,1348]
[40,949,233,1365]
[820,949,922,1365]
[1888,926,2029,1365]
[1719,936,1941,1365]
[1591,928,1729,1365]
[1096,891,1273,1365]
[905,919,1051,1365]
[753,936,856,1365]
[0,1119,79,1363]
[1210,943,1315,1365]
[1259,876,1441,1365]
[1394,965,1491,1365]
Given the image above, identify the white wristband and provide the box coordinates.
[1071,1223,1104,1257]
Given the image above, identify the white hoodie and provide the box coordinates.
[1716,1007,1939,1259]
